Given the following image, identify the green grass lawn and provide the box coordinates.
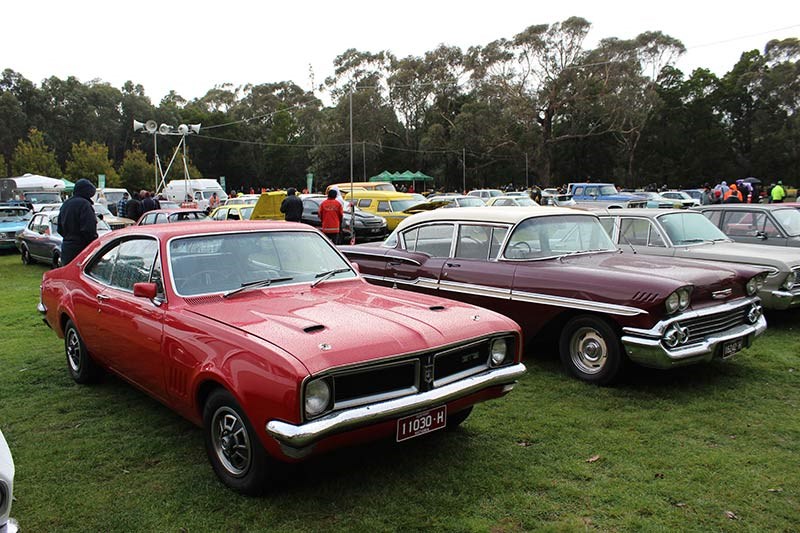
[0,250,798,531]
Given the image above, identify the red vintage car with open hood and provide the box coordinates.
[38,220,525,494]
[339,207,768,385]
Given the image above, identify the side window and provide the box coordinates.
[586,187,598,197]
[619,218,650,246]
[599,218,616,239]
[213,209,227,221]
[489,227,509,259]
[573,186,585,196]
[703,210,722,227]
[111,239,159,291]
[227,210,241,220]
[455,225,493,260]
[87,244,119,285]
[194,191,203,201]
[357,199,372,208]
[141,213,154,225]
[150,253,165,298]
[377,201,390,212]
[155,213,168,224]
[648,224,666,247]
[403,224,455,257]
[763,215,781,237]
[722,211,758,237]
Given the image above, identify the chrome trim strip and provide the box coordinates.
[439,280,512,299]
[268,363,526,451]
[511,289,646,316]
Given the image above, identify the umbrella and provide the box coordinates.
[743,177,761,185]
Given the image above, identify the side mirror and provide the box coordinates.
[351,262,361,274]
[756,231,768,240]
[133,282,158,299]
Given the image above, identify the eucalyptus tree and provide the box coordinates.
[11,128,62,177]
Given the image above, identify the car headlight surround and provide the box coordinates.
[677,287,692,311]
[746,273,768,295]
[781,270,799,290]
[665,291,680,314]
[304,378,332,419]
[489,338,508,367]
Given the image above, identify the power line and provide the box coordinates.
[687,24,800,50]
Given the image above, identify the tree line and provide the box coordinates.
[0,17,797,193]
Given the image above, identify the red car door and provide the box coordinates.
[83,238,167,400]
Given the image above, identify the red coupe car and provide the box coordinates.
[38,220,525,494]
[340,207,768,384]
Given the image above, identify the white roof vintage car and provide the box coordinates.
[394,206,571,232]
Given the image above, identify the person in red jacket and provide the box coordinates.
[318,189,344,243]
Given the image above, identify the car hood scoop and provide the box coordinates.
[185,280,508,374]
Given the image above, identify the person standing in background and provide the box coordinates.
[117,192,129,218]
[126,192,143,223]
[57,179,98,265]
[771,181,786,203]
[318,189,344,244]
[280,188,303,222]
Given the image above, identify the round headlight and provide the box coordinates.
[665,292,680,314]
[490,338,508,366]
[746,277,759,295]
[304,378,331,418]
[782,271,798,290]
[678,288,691,310]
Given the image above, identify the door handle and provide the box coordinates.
[388,261,403,267]
[96,294,111,301]
[445,262,461,268]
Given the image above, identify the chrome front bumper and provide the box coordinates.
[266,362,526,458]
[621,298,766,369]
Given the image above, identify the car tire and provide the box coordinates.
[446,406,473,429]
[203,389,275,495]
[52,252,61,269]
[20,244,32,265]
[64,319,101,384]
[559,315,624,385]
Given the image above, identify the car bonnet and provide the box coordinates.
[184,281,515,374]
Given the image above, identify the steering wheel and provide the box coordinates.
[508,241,532,258]
[178,269,236,292]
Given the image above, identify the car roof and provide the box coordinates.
[596,208,689,217]
[394,206,592,231]
[104,220,311,240]
[696,204,793,211]
[345,190,417,199]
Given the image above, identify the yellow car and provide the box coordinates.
[327,181,394,194]
[345,190,442,230]
[209,203,256,221]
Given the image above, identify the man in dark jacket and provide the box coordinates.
[126,192,143,223]
[280,187,303,222]
[141,190,157,212]
[57,179,98,265]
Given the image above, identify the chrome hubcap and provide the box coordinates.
[570,327,608,375]
[67,329,81,372]
[211,407,251,477]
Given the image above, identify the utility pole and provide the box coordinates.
[462,148,466,193]
[525,153,529,189]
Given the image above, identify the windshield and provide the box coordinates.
[202,190,227,200]
[168,211,208,223]
[0,208,30,220]
[103,192,126,203]
[599,186,618,195]
[513,197,536,206]
[505,215,616,259]
[25,192,62,203]
[94,204,111,216]
[658,212,729,244]
[240,207,254,220]
[391,199,425,212]
[169,230,355,296]
[460,197,487,207]
[773,208,800,236]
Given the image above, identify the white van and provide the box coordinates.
[93,187,131,215]
[0,174,65,211]
[162,179,228,211]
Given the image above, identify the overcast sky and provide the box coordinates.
[2,1,797,104]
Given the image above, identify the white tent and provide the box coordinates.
[10,173,66,190]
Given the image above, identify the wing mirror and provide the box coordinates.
[756,231,768,240]
[133,282,158,299]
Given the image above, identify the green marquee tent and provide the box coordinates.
[369,170,434,183]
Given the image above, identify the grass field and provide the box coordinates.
[0,250,798,531]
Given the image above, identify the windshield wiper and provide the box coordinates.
[223,276,294,298]
[679,238,712,244]
[311,267,352,288]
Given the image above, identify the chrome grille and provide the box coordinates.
[325,336,513,414]
[679,307,749,345]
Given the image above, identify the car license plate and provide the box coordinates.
[721,337,744,359]
[396,406,447,442]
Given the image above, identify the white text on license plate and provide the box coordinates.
[722,337,744,358]
[396,406,447,442]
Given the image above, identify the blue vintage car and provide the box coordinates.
[0,205,31,251]
[568,183,647,208]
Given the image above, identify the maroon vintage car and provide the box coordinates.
[38,220,525,494]
[340,207,768,384]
